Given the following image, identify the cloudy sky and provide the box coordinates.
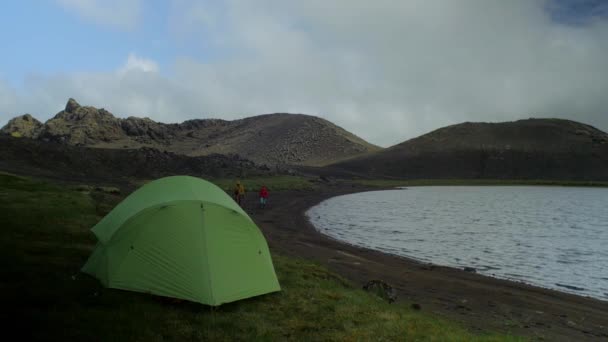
[1,0,607,147]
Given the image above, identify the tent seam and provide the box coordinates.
[200,201,216,305]
[108,206,164,283]
[102,200,251,243]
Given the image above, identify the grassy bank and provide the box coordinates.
[1,173,522,341]
[212,175,317,192]
[355,178,608,188]
[210,176,608,192]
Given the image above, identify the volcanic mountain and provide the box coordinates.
[331,119,608,180]
[1,99,380,167]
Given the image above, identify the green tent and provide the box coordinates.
[82,176,280,306]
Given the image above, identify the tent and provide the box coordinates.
[82,176,280,306]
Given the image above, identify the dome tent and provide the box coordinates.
[82,176,280,306]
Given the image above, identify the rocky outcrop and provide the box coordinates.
[2,99,380,166]
[0,114,43,138]
[120,117,175,145]
[65,98,81,113]
[41,104,125,145]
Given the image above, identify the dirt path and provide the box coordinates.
[245,188,608,341]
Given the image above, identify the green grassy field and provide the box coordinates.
[1,173,523,341]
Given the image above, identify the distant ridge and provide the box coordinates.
[331,119,608,180]
[0,135,270,184]
[1,98,380,167]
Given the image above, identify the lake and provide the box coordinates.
[307,186,608,300]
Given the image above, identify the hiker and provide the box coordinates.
[233,181,242,205]
[259,185,269,208]
[233,181,246,206]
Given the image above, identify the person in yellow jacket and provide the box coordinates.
[233,180,245,206]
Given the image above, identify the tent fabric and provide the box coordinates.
[82,176,281,306]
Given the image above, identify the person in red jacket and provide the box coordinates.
[259,185,269,209]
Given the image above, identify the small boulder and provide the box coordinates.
[363,280,397,303]
[94,186,121,195]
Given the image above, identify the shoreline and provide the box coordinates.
[305,188,608,303]
[249,186,608,341]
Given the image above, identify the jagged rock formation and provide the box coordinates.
[2,99,380,166]
[332,119,608,180]
[41,99,125,145]
[0,114,43,138]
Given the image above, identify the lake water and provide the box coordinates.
[307,186,608,301]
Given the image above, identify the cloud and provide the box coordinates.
[0,53,181,122]
[56,0,142,30]
[2,0,608,147]
[119,53,160,74]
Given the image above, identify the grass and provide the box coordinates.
[355,178,608,188]
[133,175,317,193]
[1,173,523,341]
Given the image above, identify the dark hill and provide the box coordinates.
[1,99,380,167]
[0,135,271,184]
[332,119,608,180]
